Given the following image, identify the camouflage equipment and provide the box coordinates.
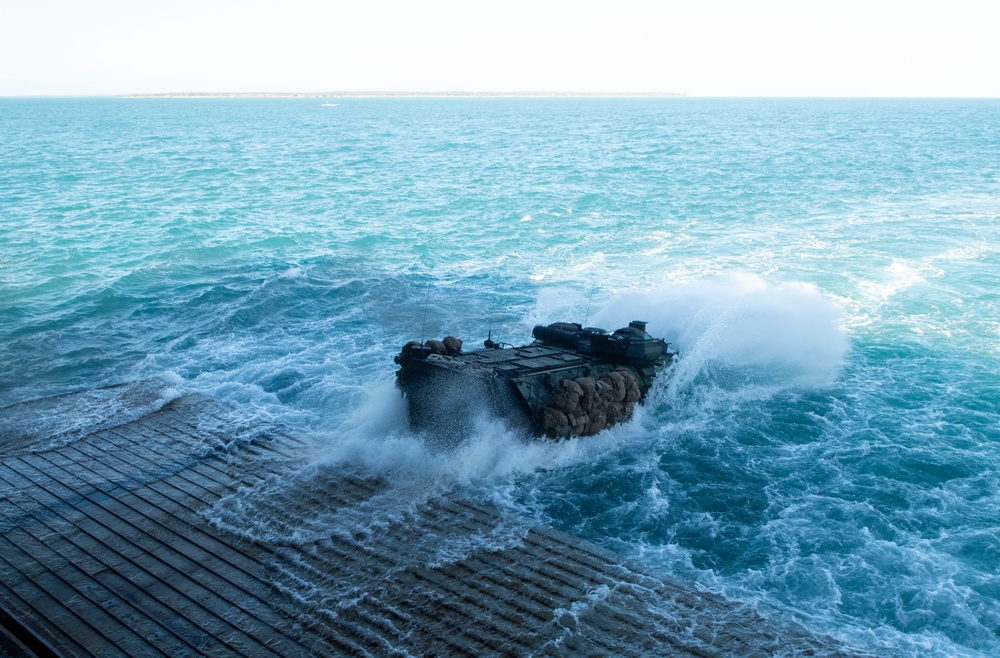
[394,321,675,441]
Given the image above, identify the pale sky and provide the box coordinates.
[1,0,998,97]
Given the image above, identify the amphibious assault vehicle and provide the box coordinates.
[394,321,675,441]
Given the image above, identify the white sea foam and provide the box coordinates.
[314,381,647,492]
[586,275,849,391]
[0,378,184,454]
[857,260,936,303]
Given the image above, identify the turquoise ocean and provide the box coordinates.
[1,98,999,656]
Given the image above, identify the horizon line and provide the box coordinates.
[3,91,999,99]
[125,91,687,99]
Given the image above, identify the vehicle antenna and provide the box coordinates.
[495,280,514,346]
[419,275,433,346]
[582,283,597,327]
[485,274,502,348]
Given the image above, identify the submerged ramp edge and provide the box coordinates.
[0,387,860,657]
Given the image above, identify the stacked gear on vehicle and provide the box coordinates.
[538,369,642,438]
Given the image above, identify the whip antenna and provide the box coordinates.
[419,275,433,346]
[485,273,502,347]
[583,284,597,327]
[495,280,514,346]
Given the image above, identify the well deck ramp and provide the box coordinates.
[0,388,859,657]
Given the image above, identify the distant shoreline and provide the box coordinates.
[125,91,686,99]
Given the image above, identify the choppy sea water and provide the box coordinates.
[1,97,998,656]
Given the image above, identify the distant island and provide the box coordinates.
[127,91,685,99]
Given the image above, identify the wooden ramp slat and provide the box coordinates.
[0,388,862,657]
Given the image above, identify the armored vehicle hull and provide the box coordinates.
[394,321,675,441]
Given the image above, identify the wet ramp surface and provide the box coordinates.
[0,390,856,657]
